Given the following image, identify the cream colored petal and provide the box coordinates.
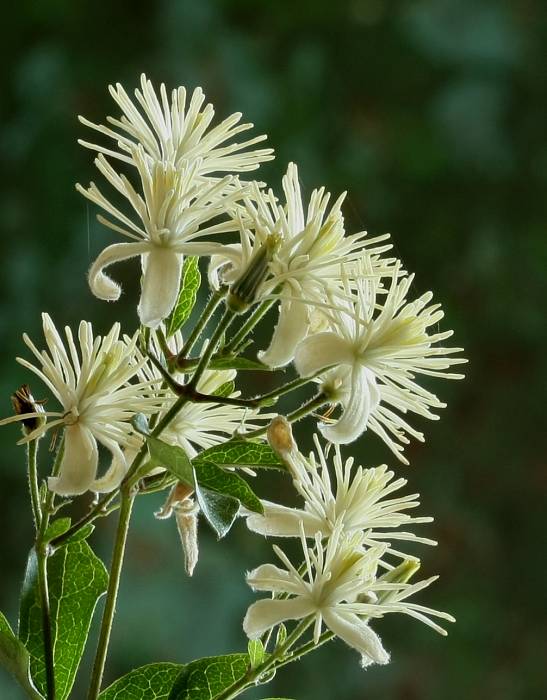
[321,366,379,445]
[88,241,151,301]
[294,332,354,377]
[259,298,310,368]
[246,502,324,538]
[48,424,99,496]
[243,598,314,639]
[90,440,128,493]
[322,607,389,667]
[138,247,184,328]
[246,563,304,595]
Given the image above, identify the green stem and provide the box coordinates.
[36,542,55,700]
[187,308,236,390]
[275,630,334,670]
[243,392,329,439]
[87,488,135,700]
[175,289,225,364]
[215,618,312,700]
[27,440,41,530]
[222,298,275,356]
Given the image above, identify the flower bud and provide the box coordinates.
[267,415,295,458]
[227,234,280,313]
[10,385,45,436]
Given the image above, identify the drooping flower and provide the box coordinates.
[244,525,453,667]
[77,147,245,327]
[209,163,397,367]
[156,482,200,576]
[78,73,274,175]
[246,434,435,561]
[294,261,467,461]
[0,314,163,495]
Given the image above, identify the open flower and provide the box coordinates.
[246,434,435,562]
[78,73,274,175]
[209,163,396,366]
[244,526,453,667]
[77,147,244,327]
[0,314,163,495]
[294,262,467,461]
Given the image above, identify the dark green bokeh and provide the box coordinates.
[1,1,546,698]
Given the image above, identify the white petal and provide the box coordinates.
[259,298,310,368]
[246,563,304,595]
[321,366,379,444]
[88,241,151,301]
[294,332,354,377]
[322,607,389,667]
[90,441,128,493]
[138,247,184,328]
[49,424,99,496]
[243,598,313,639]
[246,502,324,538]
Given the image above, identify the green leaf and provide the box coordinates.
[194,485,239,539]
[132,412,151,436]
[166,257,201,337]
[193,461,263,514]
[44,517,71,542]
[0,612,43,699]
[147,436,194,486]
[193,440,285,471]
[169,654,249,700]
[19,539,108,700]
[99,663,184,700]
[247,639,265,670]
[275,624,287,648]
[209,357,274,371]
[212,380,235,398]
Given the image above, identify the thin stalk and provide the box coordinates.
[87,488,135,700]
[175,289,225,364]
[275,631,334,670]
[215,618,312,700]
[222,297,275,356]
[36,543,55,700]
[187,308,236,390]
[243,392,328,439]
[27,440,41,530]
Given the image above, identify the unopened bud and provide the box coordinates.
[377,559,421,605]
[175,497,200,577]
[227,234,280,313]
[267,416,295,458]
[10,385,45,435]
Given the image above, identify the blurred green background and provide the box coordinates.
[1,1,546,698]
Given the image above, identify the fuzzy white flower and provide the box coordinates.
[247,434,435,562]
[244,526,454,667]
[210,163,396,367]
[77,146,246,328]
[294,262,467,461]
[78,73,274,175]
[0,314,162,495]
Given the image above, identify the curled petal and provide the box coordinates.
[246,502,323,538]
[49,424,98,496]
[259,298,309,368]
[294,332,354,377]
[90,441,128,493]
[321,366,380,445]
[322,608,389,667]
[243,598,313,639]
[89,241,151,301]
[138,247,184,328]
[247,563,307,596]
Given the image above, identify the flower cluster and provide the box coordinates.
[1,75,466,681]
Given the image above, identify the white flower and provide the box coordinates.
[77,147,244,327]
[209,163,396,367]
[294,263,467,462]
[78,73,274,175]
[0,314,162,495]
[244,526,454,667]
[247,434,435,562]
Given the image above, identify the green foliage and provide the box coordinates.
[193,461,263,514]
[209,357,274,372]
[99,663,185,700]
[212,380,235,398]
[194,485,239,539]
[132,412,151,436]
[147,436,194,485]
[169,654,249,700]
[275,624,287,648]
[0,611,43,699]
[193,440,285,470]
[247,639,265,670]
[19,540,108,700]
[166,257,201,337]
